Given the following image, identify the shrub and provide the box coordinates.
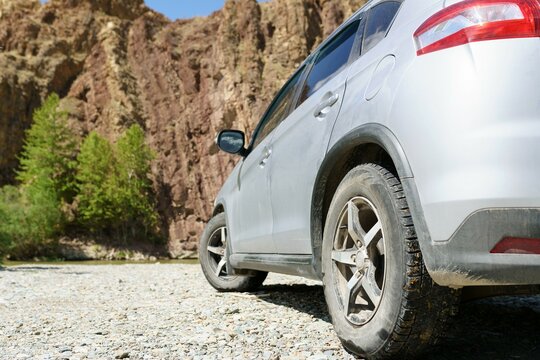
[0,201,10,258]
[0,185,61,258]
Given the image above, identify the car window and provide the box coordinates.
[362,2,401,54]
[251,67,305,148]
[297,20,360,106]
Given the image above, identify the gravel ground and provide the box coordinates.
[0,264,539,360]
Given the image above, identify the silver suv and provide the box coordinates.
[199,0,540,358]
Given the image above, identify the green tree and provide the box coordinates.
[0,94,76,258]
[76,131,118,230]
[17,93,77,202]
[115,124,157,233]
[76,125,158,239]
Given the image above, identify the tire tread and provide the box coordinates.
[368,163,460,359]
[326,164,460,359]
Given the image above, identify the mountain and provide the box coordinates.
[0,0,366,256]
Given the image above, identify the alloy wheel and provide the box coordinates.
[207,226,232,278]
[331,197,386,326]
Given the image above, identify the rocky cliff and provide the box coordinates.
[0,0,366,256]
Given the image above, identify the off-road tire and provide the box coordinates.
[200,213,267,292]
[322,164,460,359]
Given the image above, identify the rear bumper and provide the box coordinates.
[423,208,540,287]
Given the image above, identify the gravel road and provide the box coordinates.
[1,264,539,360]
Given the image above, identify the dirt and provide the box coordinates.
[1,263,539,359]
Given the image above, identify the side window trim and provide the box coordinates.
[285,59,314,124]
[286,55,316,118]
[384,0,403,37]
[382,0,404,39]
[346,18,366,72]
[350,17,367,63]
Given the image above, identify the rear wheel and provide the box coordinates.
[322,164,459,359]
[199,213,267,292]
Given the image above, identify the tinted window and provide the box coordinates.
[252,68,304,148]
[363,2,401,53]
[298,20,360,105]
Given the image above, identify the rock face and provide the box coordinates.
[0,0,366,255]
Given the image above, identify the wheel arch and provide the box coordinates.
[310,123,427,277]
[212,203,225,217]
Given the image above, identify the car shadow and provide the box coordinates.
[425,296,540,360]
[257,284,331,322]
[256,284,540,359]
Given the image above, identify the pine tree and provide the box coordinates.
[76,131,118,230]
[76,125,158,239]
[0,94,76,257]
[115,124,157,233]
[17,93,77,202]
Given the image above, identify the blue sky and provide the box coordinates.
[145,1,270,19]
[40,1,267,20]
[145,1,226,19]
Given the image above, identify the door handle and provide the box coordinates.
[313,92,340,118]
[259,148,272,168]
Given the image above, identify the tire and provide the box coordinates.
[199,213,267,292]
[322,164,459,359]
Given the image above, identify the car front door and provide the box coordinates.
[269,19,363,254]
[229,67,306,254]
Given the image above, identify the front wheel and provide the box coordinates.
[322,164,459,359]
[199,213,267,292]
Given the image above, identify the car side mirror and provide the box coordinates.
[216,130,248,157]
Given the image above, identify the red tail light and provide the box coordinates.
[414,0,540,55]
[491,237,540,254]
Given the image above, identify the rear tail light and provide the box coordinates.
[414,0,540,55]
[491,237,540,254]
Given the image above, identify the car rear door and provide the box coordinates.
[229,67,306,254]
[268,19,363,254]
